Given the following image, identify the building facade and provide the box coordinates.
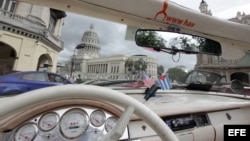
[0,0,66,75]
[60,24,158,80]
[196,0,250,84]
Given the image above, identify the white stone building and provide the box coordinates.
[199,0,212,16]
[60,24,158,80]
[0,0,66,75]
[196,0,250,84]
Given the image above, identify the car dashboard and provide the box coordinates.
[0,101,212,141]
[1,85,250,141]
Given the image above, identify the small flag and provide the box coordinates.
[158,74,172,90]
[142,72,155,88]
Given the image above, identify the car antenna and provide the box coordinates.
[144,84,159,101]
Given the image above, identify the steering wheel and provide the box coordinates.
[0,85,179,141]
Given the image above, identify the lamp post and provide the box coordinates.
[139,64,142,79]
[70,48,76,78]
[96,71,99,80]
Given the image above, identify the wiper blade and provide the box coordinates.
[91,80,137,86]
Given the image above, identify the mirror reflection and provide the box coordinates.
[135,29,222,56]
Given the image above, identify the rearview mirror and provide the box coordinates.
[135,29,222,56]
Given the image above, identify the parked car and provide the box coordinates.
[0,71,73,96]
[173,70,250,95]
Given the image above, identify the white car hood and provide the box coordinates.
[127,90,250,117]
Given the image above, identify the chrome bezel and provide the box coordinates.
[90,110,106,127]
[59,108,89,140]
[38,112,59,131]
[14,123,38,141]
[105,116,118,132]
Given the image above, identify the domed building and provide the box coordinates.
[61,24,158,81]
[76,24,101,59]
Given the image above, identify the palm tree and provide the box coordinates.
[136,30,166,48]
[134,58,148,79]
[157,65,164,76]
[125,59,134,73]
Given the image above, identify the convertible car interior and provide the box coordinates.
[1,0,250,141]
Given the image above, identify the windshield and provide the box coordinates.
[0,0,250,96]
[2,1,250,141]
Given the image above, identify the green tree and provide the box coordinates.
[136,30,166,48]
[124,59,134,73]
[133,58,148,79]
[167,66,187,82]
[169,35,195,51]
[134,58,147,71]
[193,36,221,55]
[157,65,164,76]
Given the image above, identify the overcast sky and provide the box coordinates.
[59,0,250,72]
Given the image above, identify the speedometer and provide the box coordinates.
[60,108,89,139]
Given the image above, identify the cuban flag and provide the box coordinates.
[158,74,172,90]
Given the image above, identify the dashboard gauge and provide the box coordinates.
[38,112,59,131]
[90,110,106,127]
[14,123,38,141]
[105,117,118,132]
[60,108,89,139]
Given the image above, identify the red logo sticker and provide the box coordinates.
[153,0,195,28]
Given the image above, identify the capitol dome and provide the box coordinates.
[76,24,100,59]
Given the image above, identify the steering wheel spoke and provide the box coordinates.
[101,106,134,141]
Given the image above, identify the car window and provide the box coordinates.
[33,73,46,81]
[48,74,56,82]
[21,73,35,80]
[48,74,69,84]
[21,72,46,81]
[54,75,65,83]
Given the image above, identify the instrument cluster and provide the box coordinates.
[9,106,128,141]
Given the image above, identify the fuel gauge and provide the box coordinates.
[38,112,59,131]
[105,117,118,132]
[90,110,106,127]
